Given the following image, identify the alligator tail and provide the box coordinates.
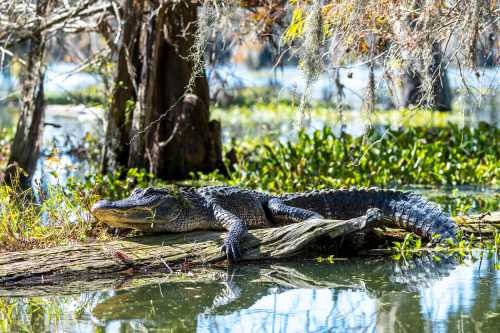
[281,187,460,241]
[372,189,459,241]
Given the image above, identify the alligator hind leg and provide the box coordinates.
[267,198,323,224]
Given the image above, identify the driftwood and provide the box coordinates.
[0,211,498,290]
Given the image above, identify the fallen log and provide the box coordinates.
[0,214,376,287]
[453,211,500,236]
[0,211,498,288]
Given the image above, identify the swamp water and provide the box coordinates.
[1,252,500,332]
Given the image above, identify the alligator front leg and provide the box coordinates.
[212,204,248,262]
[267,198,323,224]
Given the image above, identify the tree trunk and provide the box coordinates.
[100,0,142,173]
[393,43,452,111]
[102,0,222,179]
[3,0,51,188]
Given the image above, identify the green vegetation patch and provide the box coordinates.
[0,120,497,251]
[0,182,110,252]
[196,122,499,191]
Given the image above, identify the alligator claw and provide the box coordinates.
[221,238,241,263]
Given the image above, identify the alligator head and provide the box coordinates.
[91,187,186,230]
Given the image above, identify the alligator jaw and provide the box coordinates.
[91,199,159,227]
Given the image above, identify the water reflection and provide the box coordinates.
[3,252,499,332]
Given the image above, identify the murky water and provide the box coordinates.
[1,252,499,332]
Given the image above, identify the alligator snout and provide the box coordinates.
[92,200,111,211]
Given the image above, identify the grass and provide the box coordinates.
[0,166,164,252]
[0,181,108,252]
[389,229,500,264]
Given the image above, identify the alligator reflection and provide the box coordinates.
[91,253,500,332]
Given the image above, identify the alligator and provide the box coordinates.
[91,186,459,262]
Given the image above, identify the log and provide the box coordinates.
[453,211,500,236]
[0,215,376,287]
[0,211,498,290]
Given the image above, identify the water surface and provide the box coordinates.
[1,253,500,332]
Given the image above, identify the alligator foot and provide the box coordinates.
[221,238,242,263]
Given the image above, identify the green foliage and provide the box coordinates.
[45,86,105,106]
[197,123,498,193]
[392,233,422,256]
[389,227,500,260]
[0,181,107,252]
[68,167,159,201]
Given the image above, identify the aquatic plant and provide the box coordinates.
[392,233,422,255]
[196,122,498,192]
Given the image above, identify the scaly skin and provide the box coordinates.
[91,186,459,262]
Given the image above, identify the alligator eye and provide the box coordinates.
[144,188,155,194]
[131,188,144,196]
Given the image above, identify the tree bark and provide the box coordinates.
[3,0,52,188]
[102,0,222,179]
[0,211,498,288]
[100,0,142,173]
